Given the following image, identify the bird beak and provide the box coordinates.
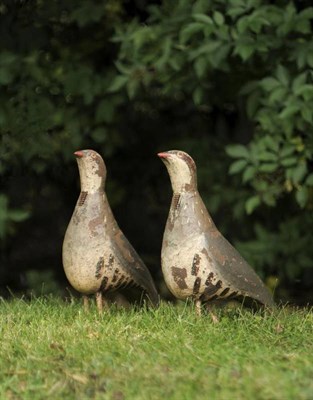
[74,151,84,158]
[157,152,170,159]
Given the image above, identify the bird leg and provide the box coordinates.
[96,291,103,314]
[206,304,219,324]
[195,299,202,317]
[209,311,219,324]
[83,295,89,312]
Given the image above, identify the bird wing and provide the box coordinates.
[204,229,274,307]
[102,195,159,306]
[110,229,159,307]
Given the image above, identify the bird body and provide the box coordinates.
[158,150,274,311]
[63,149,159,309]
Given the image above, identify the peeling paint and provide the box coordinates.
[220,287,230,297]
[78,191,88,206]
[95,257,104,279]
[88,216,103,237]
[193,277,201,295]
[100,276,108,291]
[205,272,214,286]
[105,254,114,270]
[173,194,181,210]
[202,280,222,299]
[191,254,201,276]
[171,267,188,290]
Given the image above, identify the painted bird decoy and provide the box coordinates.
[158,150,274,316]
[62,149,159,312]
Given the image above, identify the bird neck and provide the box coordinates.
[170,174,197,194]
[166,160,198,193]
[78,167,105,193]
[172,189,198,198]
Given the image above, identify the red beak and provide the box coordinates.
[74,151,84,158]
[157,152,170,159]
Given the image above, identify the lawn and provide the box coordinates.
[0,297,312,400]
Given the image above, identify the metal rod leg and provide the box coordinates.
[83,295,89,312]
[195,299,202,317]
[96,291,103,314]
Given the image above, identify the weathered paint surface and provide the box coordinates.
[63,189,122,294]
[171,267,188,290]
[62,149,159,306]
[159,150,274,307]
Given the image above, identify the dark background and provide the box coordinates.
[0,0,312,304]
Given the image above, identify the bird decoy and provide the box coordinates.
[63,149,159,312]
[158,150,274,316]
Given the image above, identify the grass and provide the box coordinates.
[0,297,312,400]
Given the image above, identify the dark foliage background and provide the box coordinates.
[0,0,312,304]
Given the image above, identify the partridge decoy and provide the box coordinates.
[62,149,159,311]
[158,150,274,315]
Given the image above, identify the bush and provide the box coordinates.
[107,0,313,300]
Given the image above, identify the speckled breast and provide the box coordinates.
[161,192,238,302]
[62,191,113,294]
[162,234,213,298]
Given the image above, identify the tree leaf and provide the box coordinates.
[301,107,313,123]
[179,23,205,44]
[225,144,250,158]
[279,104,299,119]
[194,56,207,78]
[294,84,313,99]
[295,187,308,208]
[298,7,313,20]
[242,166,255,183]
[7,210,30,222]
[258,163,277,172]
[291,163,307,183]
[245,195,261,214]
[229,159,248,174]
[263,135,280,153]
[305,173,313,186]
[280,157,297,167]
[234,42,255,61]
[257,151,277,162]
[210,44,230,68]
[228,6,246,19]
[155,37,172,68]
[280,145,295,158]
[126,79,139,99]
[276,65,290,86]
[213,11,224,26]
[237,16,249,34]
[246,91,260,118]
[189,41,221,60]
[107,75,128,93]
[192,13,213,25]
[260,77,280,92]
[292,73,307,93]
[239,80,258,95]
[262,193,276,207]
[268,87,288,104]
[192,87,204,105]
[114,61,132,75]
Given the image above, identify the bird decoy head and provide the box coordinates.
[74,149,107,192]
[158,150,197,193]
